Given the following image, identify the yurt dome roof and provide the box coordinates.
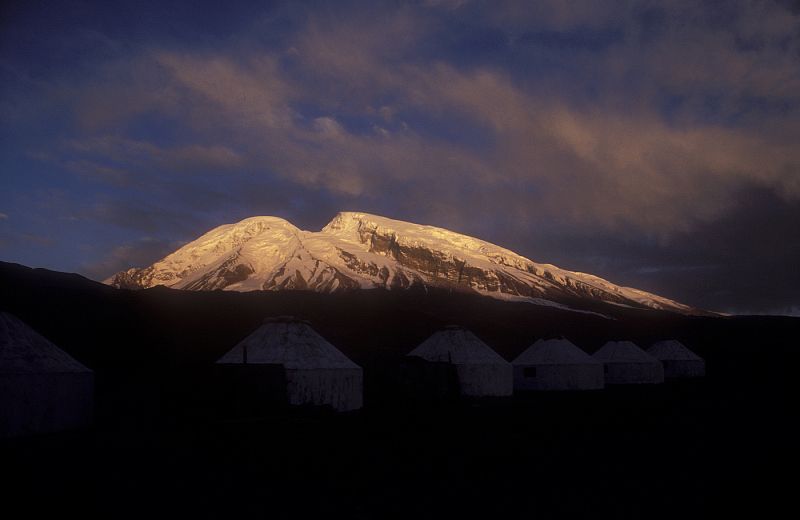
[593,341,659,363]
[0,312,91,374]
[217,320,358,369]
[408,328,508,365]
[648,340,703,361]
[513,338,599,365]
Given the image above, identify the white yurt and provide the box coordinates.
[592,341,664,385]
[512,337,604,391]
[0,312,94,438]
[407,326,513,397]
[647,340,705,378]
[216,317,363,411]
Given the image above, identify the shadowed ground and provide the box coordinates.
[1,261,797,518]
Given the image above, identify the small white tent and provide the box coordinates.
[592,341,664,385]
[0,312,94,438]
[512,338,604,391]
[216,317,362,411]
[407,327,512,397]
[647,340,705,378]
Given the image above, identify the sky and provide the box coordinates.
[1,0,799,315]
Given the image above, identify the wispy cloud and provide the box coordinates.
[81,237,180,280]
[53,16,800,234]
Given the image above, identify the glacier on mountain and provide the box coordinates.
[105,212,696,314]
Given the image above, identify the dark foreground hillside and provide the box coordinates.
[1,261,798,518]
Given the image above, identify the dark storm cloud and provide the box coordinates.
[498,188,800,315]
[646,189,800,315]
[1,0,799,313]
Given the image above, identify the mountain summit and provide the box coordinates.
[106,212,695,314]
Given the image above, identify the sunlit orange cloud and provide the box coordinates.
[3,0,799,312]
[29,0,800,239]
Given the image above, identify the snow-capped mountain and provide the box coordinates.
[106,212,696,314]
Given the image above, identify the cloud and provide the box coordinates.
[153,51,296,130]
[64,136,244,178]
[504,186,800,314]
[488,0,625,33]
[0,212,8,220]
[81,237,179,280]
[80,202,195,235]
[61,159,133,185]
[0,229,55,251]
[6,0,800,311]
[39,3,799,239]
[423,0,470,10]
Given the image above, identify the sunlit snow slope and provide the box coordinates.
[106,212,696,314]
